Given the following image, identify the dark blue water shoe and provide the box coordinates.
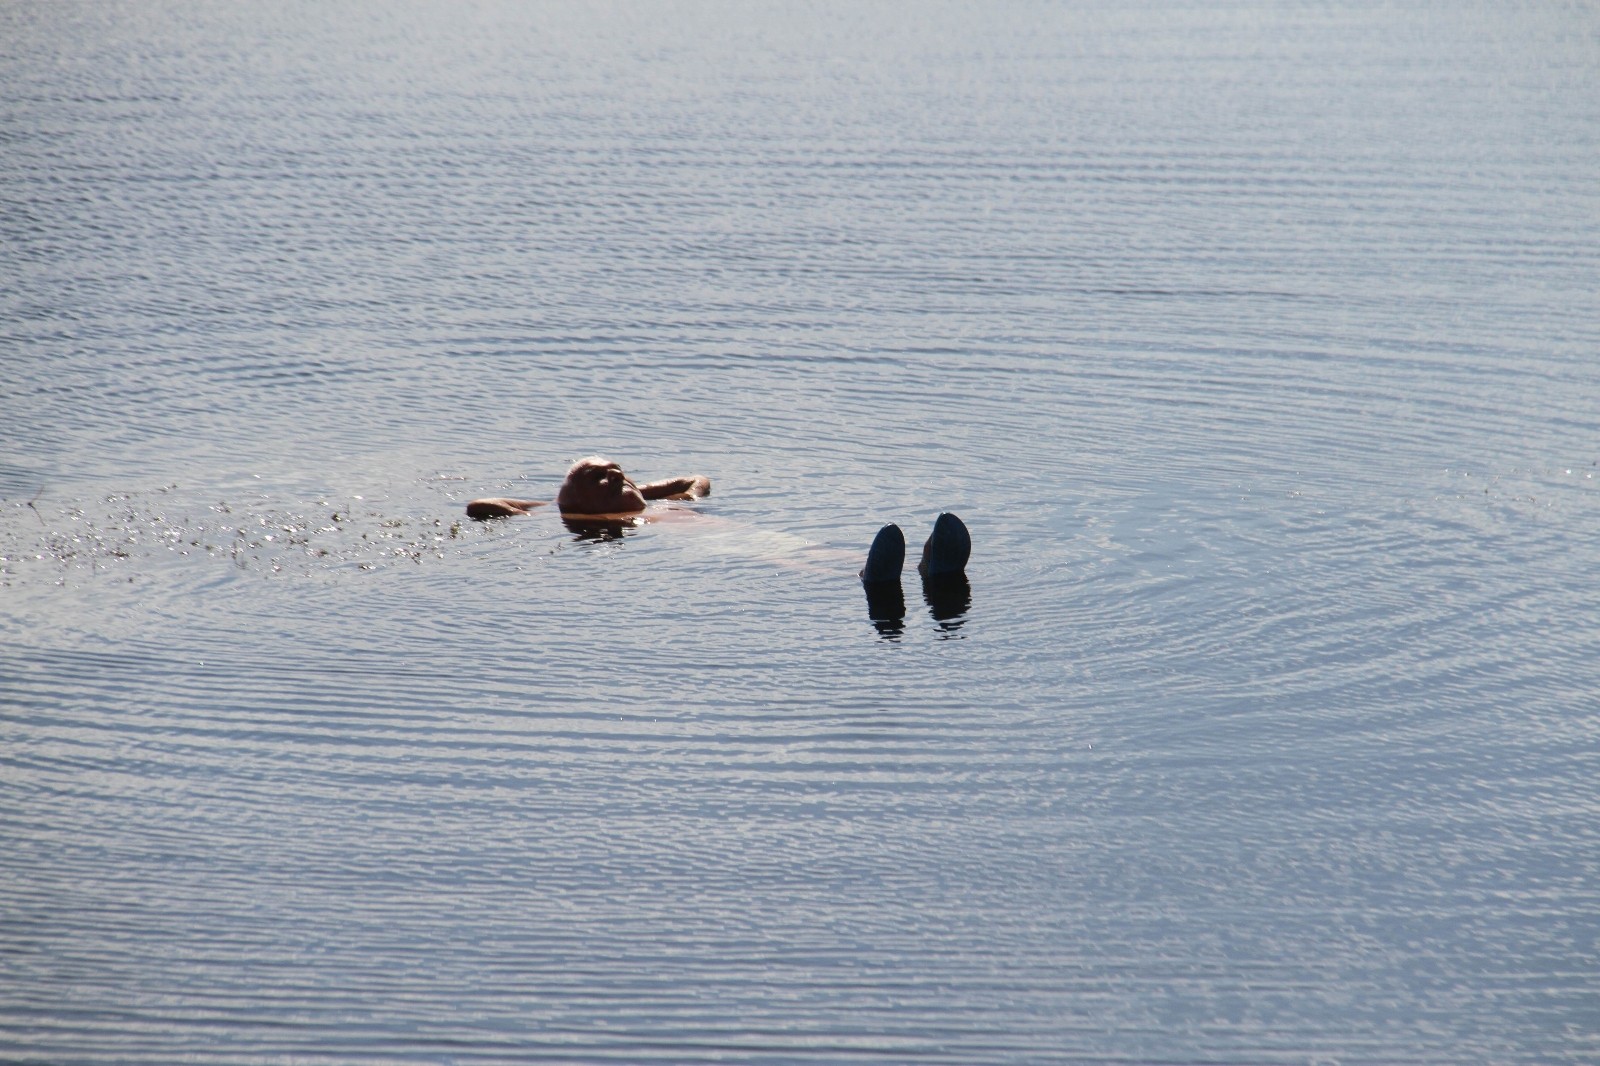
[918,512,970,577]
[860,523,906,582]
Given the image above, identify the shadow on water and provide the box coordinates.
[862,573,972,641]
[863,579,907,639]
[561,517,643,543]
[922,573,972,636]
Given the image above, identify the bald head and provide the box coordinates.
[555,456,648,516]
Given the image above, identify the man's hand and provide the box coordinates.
[637,475,711,501]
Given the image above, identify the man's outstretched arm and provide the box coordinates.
[465,497,548,520]
[637,475,711,501]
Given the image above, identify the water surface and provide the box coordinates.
[2,2,1598,1063]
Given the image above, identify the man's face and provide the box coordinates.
[557,457,647,515]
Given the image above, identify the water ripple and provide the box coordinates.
[3,0,1597,1062]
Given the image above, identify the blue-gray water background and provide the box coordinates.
[2,2,1598,1063]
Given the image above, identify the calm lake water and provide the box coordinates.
[3,2,1598,1063]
